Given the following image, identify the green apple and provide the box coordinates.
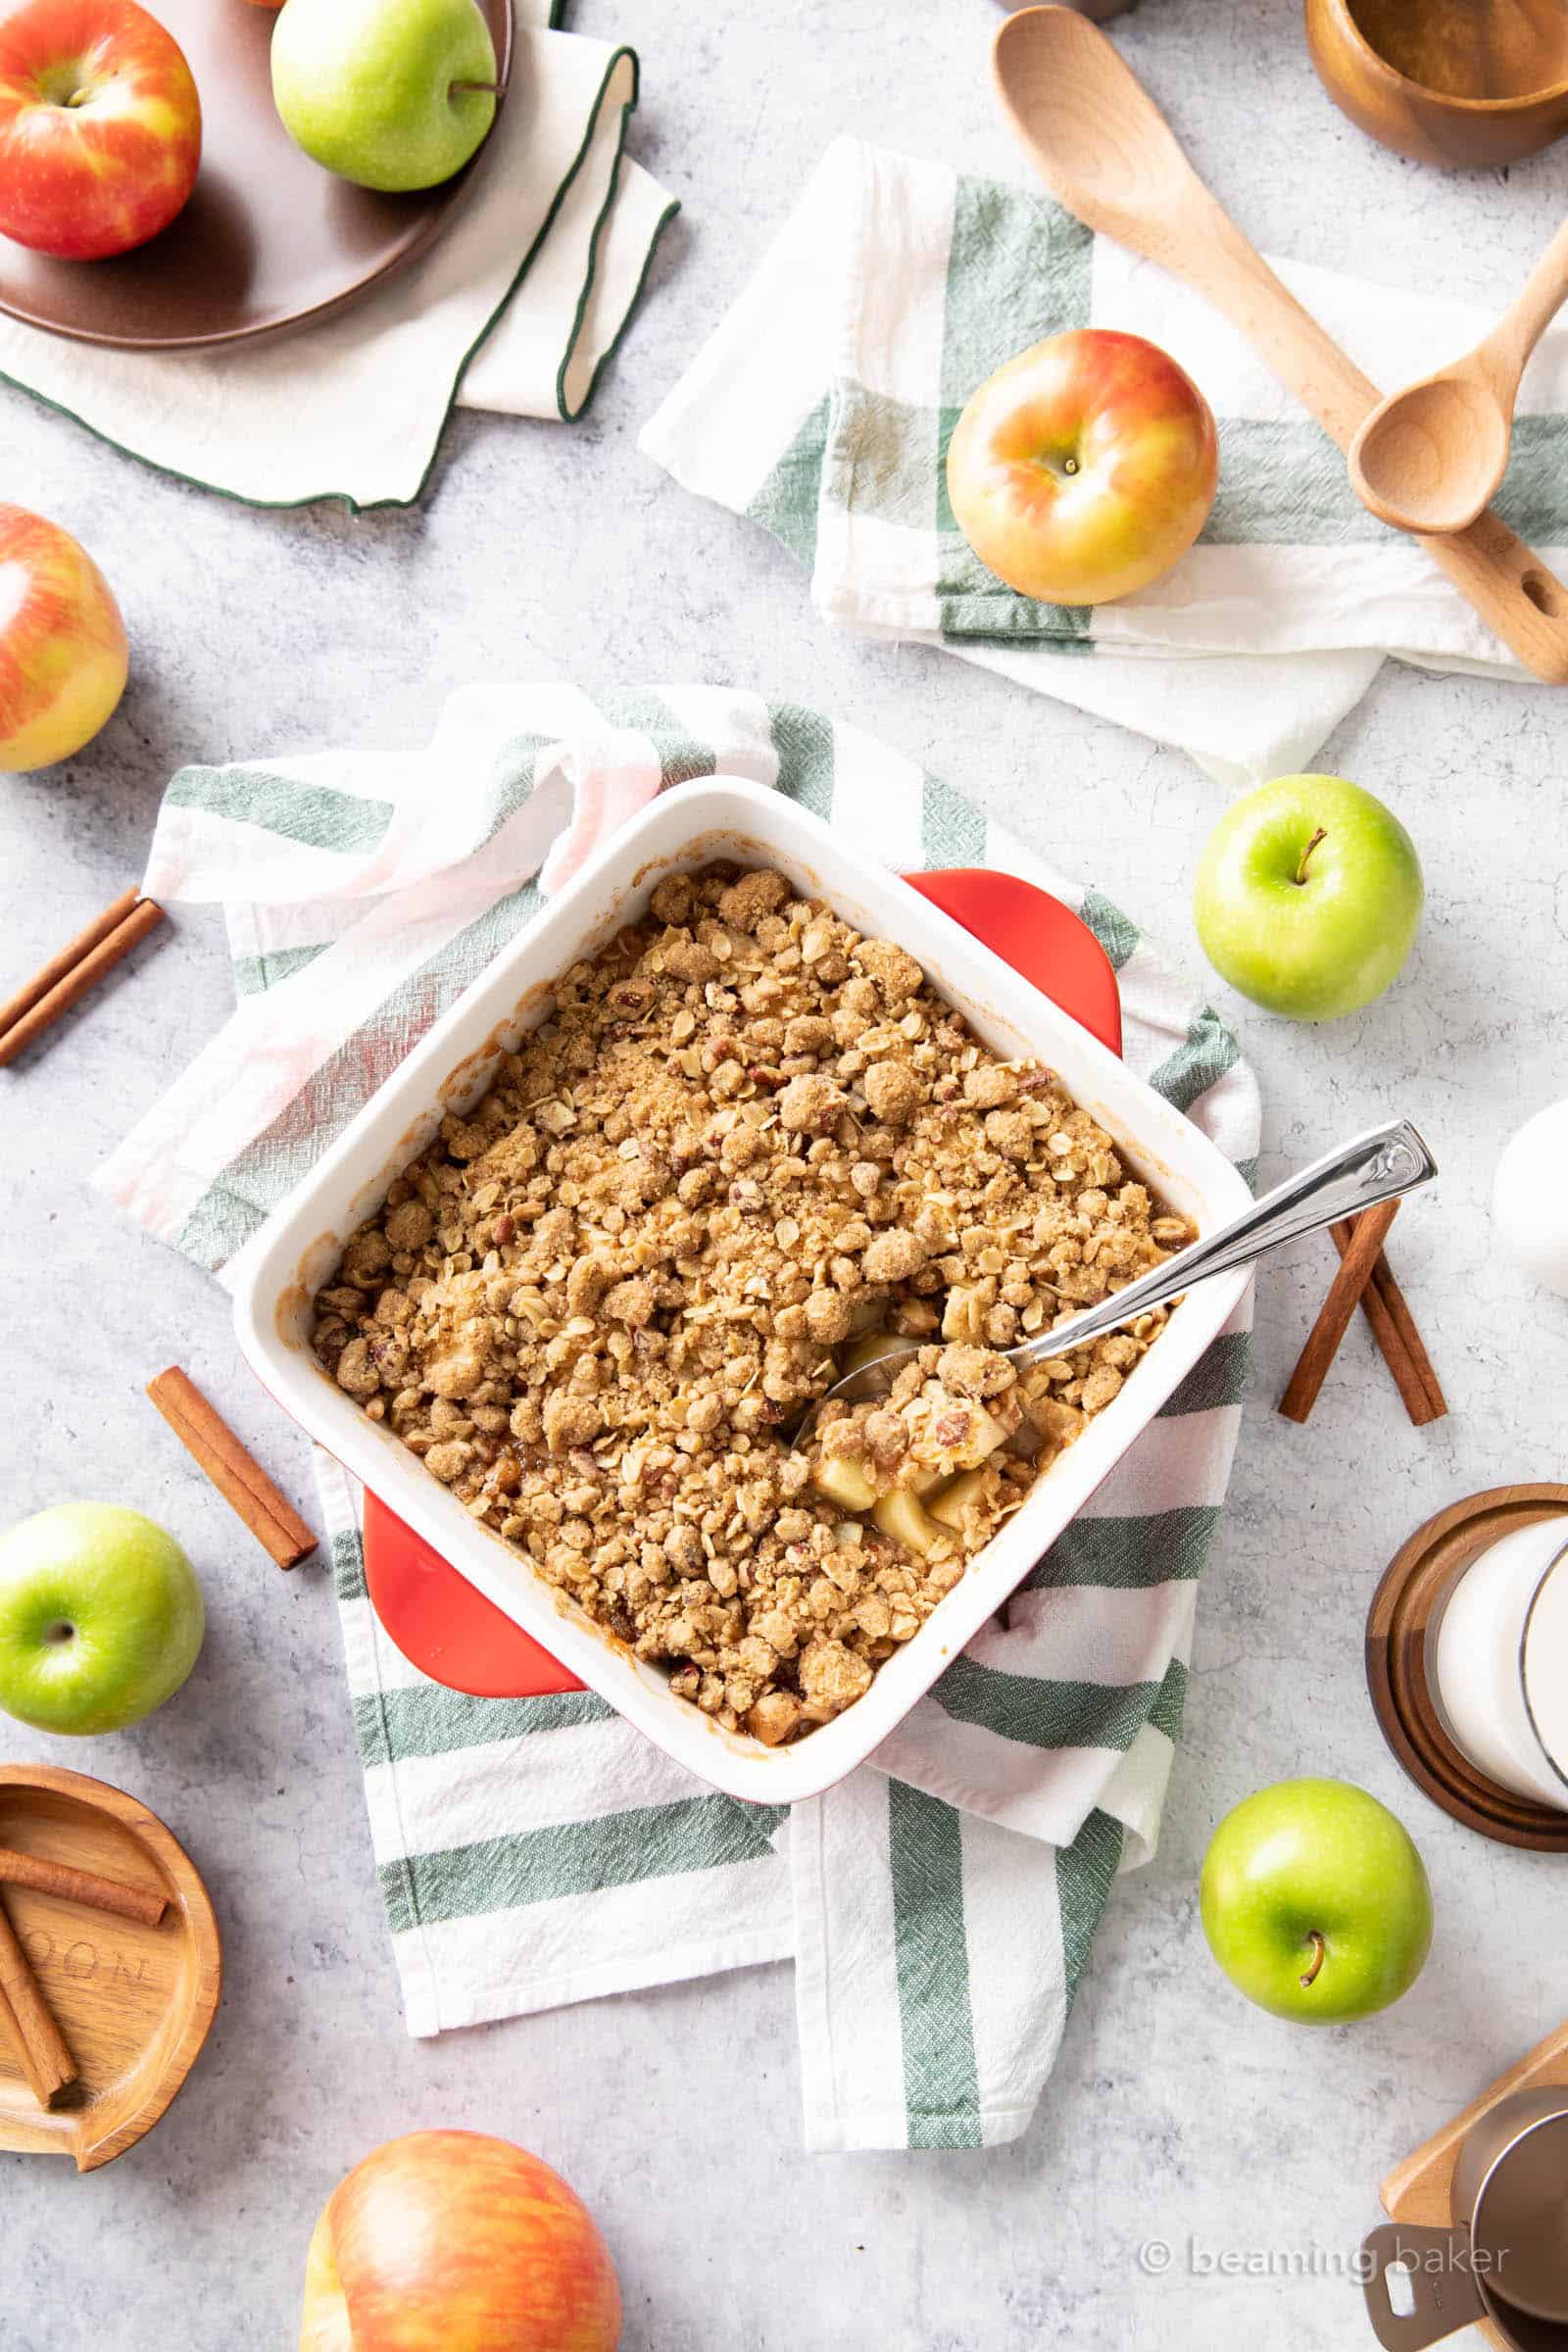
[0,1504,204,1737]
[1193,774,1423,1020]
[1200,1777,1433,2024]
[271,0,499,195]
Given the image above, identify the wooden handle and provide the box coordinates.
[1481,214,1568,389]
[1171,205,1568,682]
[1423,513,1568,680]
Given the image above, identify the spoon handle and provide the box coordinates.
[994,20,1568,681]
[1480,215,1568,391]
[1126,199,1568,682]
[1008,1119,1438,1371]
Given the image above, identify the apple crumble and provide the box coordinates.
[313,863,1196,1746]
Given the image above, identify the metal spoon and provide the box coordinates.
[1349,219,1568,536]
[789,1119,1436,1446]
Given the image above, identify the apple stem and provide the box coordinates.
[1294,827,1328,886]
[1298,1931,1326,1989]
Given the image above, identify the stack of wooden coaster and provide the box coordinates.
[1366,1486,1568,1852]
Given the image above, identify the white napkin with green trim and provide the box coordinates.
[641,137,1568,785]
[0,2,676,509]
[97,682,1259,2151]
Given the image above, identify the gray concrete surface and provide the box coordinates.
[3,1,1566,2344]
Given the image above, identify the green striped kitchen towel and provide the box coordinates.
[0,4,678,509]
[98,683,1259,2152]
[641,137,1568,783]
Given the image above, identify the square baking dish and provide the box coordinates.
[232,778,1252,1805]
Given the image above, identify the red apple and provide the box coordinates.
[0,0,202,261]
[299,2131,622,2352]
[946,327,1218,606]
[0,505,126,772]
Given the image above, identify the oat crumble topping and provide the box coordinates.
[313,863,1196,1746]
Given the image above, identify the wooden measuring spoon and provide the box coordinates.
[992,6,1568,683]
[1348,219,1568,535]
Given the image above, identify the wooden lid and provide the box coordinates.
[0,1764,220,2172]
[1366,1485,1568,1852]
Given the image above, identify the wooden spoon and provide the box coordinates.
[991,6,1568,683]
[1348,220,1568,535]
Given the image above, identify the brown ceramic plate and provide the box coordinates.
[0,0,514,351]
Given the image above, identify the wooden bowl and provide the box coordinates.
[1305,0,1568,166]
[0,1765,221,2173]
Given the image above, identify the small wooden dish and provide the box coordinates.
[1366,1483,1568,1851]
[1306,0,1568,167]
[0,1765,220,2173]
[1381,2016,1568,2352]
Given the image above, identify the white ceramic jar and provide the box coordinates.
[1432,1517,1568,1809]
[1493,1101,1568,1298]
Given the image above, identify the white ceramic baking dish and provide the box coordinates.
[232,778,1252,1805]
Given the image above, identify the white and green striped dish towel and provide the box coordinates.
[641,136,1568,785]
[0,4,676,509]
[98,683,1259,2152]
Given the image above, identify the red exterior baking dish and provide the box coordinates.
[232,780,1251,1804]
[362,864,1126,1700]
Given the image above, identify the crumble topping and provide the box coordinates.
[313,863,1195,1746]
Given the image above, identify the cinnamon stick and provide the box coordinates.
[0,895,165,1069]
[0,1847,167,1930]
[0,1895,75,2109]
[1328,1223,1436,1425]
[146,1366,318,1570]
[1278,1200,1401,1424]
[0,886,138,1036]
[1330,1221,1447,1425]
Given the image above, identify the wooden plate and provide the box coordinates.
[0,0,513,352]
[1366,1484,1568,1852]
[0,1764,220,2172]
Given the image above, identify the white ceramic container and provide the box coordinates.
[1432,1517,1568,1809]
[231,778,1253,1805]
[1493,1100,1568,1298]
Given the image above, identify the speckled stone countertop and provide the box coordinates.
[3,1,1567,2344]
